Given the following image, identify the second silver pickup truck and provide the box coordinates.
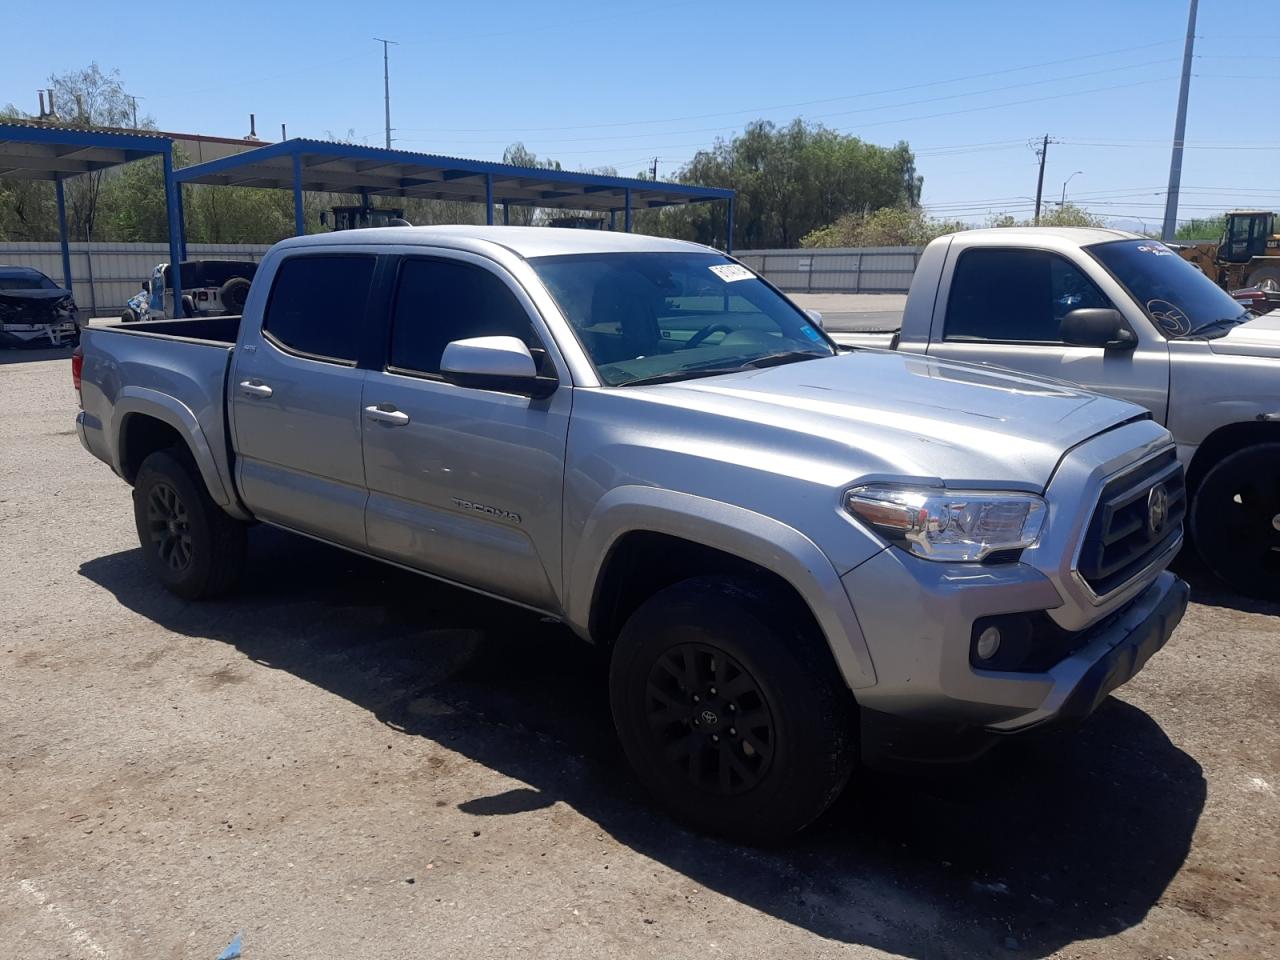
[75,226,1188,839]
[838,227,1280,600]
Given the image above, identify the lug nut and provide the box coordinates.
[709,687,717,695]
[711,735,719,743]
[692,694,700,702]
[729,728,736,736]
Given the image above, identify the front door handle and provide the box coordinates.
[239,380,273,398]
[365,404,410,426]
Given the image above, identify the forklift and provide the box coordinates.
[1176,210,1280,292]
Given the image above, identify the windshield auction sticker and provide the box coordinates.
[709,264,755,282]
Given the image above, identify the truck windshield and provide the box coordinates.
[529,252,835,386]
[1088,239,1251,338]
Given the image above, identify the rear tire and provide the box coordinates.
[132,448,246,599]
[218,277,252,315]
[1190,443,1280,601]
[609,576,855,840]
[121,308,139,323]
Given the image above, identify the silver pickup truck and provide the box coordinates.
[837,227,1280,600]
[74,226,1188,839]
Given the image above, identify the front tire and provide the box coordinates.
[132,448,246,599]
[609,576,855,840]
[1190,443,1280,601]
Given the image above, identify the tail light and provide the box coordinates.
[71,345,84,401]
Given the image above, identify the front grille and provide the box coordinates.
[1077,450,1185,597]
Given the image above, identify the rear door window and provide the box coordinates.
[262,255,375,363]
[944,248,1111,343]
[388,258,539,376]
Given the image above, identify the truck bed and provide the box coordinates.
[76,315,241,511]
[95,314,242,345]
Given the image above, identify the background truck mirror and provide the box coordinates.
[1059,308,1136,350]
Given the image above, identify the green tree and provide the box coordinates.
[635,119,922,250]
[1175,214,1227,242]
[802,207,965,248]
[985,203,1107,229]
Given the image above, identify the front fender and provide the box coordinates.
[567,485,878,690]
[112,387,236,512]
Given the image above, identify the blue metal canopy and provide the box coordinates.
[173,138,737,251]
[0,121,185,304]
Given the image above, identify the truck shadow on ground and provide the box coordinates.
[80,525,1206,959]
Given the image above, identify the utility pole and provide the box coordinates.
[1161,0,1199,241]
[125,94,141,128]
[1033,134,1049,225]
[650,157,659,180]
[374,37,398,149]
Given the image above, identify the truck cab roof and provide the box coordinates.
[273,225,716,260]
[939,226,1143,247]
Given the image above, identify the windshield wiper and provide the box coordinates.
[617,350,827,387]
[1172,314,1252,339]
[741,350,827,368]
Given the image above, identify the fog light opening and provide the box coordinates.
[975,626,1002,661]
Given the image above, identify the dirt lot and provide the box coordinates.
[2,348,1277,960]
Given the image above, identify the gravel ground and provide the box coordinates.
[2,348,1277,960]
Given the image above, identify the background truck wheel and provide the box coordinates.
[218,277,252,314]
[609,575,855,840]
[1190,442,1280,601]
[120,307,139,323]
[1245,266,1280,290]
[132,448,246,599]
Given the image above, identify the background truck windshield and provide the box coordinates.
[531,252,834,385]
[1088,239,1250,338]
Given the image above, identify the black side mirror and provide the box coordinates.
[1060,308,1136,350]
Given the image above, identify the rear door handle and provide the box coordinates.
[239,380,273,398]
[365,404,410,426]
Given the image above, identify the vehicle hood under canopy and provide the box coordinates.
[0,287,75,322]
[645,349,1144,490]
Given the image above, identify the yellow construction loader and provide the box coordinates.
[1176,210,1280,291]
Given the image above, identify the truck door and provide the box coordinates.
[229,253,378,550]
[360,253,571,611]
[925,246,1170,423]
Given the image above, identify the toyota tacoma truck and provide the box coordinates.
[836,227,1280,600]
[74,226,1189,839]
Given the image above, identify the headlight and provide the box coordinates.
[845,484,1046,562]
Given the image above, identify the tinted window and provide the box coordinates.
[945,248,1111,343]
[531,252,832,386]
[1089,239,1250,338]
[0,269,57,291]
[389,259,536,375]
[263,256,374,362]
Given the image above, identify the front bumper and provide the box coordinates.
[842,542,1188,732]
[0,321,79,347]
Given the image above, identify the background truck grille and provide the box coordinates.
[1077,450,1185,597]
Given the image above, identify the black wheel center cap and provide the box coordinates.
[698,708,720,727]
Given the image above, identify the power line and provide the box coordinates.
[396,38,1183,135]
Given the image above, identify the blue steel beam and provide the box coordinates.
[485,174,494,226]
[624,188,632,232]
[292,152,305,236]
[54,177,72,294]
[163,148,184,305]
[726,196,735,254]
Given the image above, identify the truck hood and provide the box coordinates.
[649,350,1143,489]
[1207,313,1280,359]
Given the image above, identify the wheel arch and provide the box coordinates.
[1186,420,1280,496]
[112,390,234,511]
[569,487,877,690]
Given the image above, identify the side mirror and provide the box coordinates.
[141,280,152,294]
[440,335,557,397]
[1059,308,1136,351]
[805,308,824,329]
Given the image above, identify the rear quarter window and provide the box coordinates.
[261,255,375,363]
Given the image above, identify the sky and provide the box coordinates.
[5,0,1277,229]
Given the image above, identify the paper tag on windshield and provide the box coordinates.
[709,263,755,282]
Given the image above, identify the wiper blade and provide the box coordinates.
[617,368,745,387]
[741,350,826,368]
[1173,315,1251,339]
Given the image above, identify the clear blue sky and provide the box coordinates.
[6,0,1277,228]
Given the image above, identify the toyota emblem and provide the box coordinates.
[1147,483,1169,537]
